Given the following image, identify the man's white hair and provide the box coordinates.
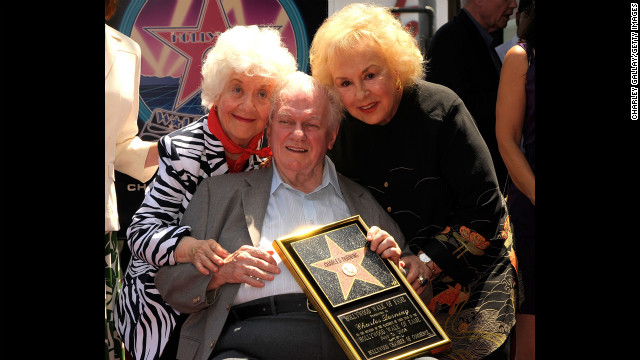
[270,71,344,131]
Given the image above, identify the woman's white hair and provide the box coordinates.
[200,25,297,111]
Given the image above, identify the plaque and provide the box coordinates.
[273,216,451,360]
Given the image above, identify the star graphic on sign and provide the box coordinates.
[311,235,383,300]
[144,0,229,110]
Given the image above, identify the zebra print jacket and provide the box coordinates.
[115,114,265,360]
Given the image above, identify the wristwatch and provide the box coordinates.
[417,252,433,286]
[419,252,431,264]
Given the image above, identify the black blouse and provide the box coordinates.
[329,80,517,358]
[329,80,506,285]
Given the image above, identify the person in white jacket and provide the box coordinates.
[105,1,158,359]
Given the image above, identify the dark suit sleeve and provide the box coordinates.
[427,23,497,125]
[155,178,217,313]
[426,14,506,188]
[427,25,467,95]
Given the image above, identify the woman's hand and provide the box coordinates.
[400,253,442,295]
[175,236,229,275]
[400,255,428,294]
[207,245,281,290]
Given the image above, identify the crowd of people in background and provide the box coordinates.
[106,1,535,359]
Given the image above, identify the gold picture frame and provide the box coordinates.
[273,215,451,360]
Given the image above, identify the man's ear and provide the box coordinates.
[326,123,340,150]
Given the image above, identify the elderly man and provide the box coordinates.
[427,0,517,196]
[155,72,421,360]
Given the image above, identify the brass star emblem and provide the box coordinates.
[311,235,383,300]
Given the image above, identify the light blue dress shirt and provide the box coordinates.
[233,156,352,305]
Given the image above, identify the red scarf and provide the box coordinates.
[207,107,272,173]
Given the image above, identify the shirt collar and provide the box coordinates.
[270,156,344,199]
[462,8,494,48]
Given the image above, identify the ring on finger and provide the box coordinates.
[419,276,429,287]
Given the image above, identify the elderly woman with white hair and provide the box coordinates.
[115,25,297,360]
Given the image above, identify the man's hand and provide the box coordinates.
[366,226,401,265]
[207,245,281,290]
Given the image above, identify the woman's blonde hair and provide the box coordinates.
[309,3,424,89]
[201,25,297,111]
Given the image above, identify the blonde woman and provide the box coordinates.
[310,4,517,359]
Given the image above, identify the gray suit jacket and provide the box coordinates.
[155,164,408,360]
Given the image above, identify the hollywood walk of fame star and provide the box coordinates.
[311,235,383,301]
[144,0,229,110]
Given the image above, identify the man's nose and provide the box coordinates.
[291,122,305,138]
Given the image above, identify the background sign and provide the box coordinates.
[107,0,328,268]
